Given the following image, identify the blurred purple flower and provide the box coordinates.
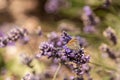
[0,31,4,37]
[45,0,59,13]
[103,27,117,45]
[21,36,30,44]
[76,36,88,47]
[83,6,92,16]
[82,6,100,34]
[0,27,29,47]
[83,26,96,33]
[61,31,72,44]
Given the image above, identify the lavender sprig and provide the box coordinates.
[82,6,100,33]
[37,31,90,79]
[103,27,117,45]
[0,27,29,47]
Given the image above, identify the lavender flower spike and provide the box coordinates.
[83,6,92,16]
[37,31,90,78]
[0,27,29,47]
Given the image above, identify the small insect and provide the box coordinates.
[66,38,80,51]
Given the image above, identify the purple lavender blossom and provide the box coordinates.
[76,36,88,47]
[61,31,72,44]
[0,31,4,37]
[47,32,58,39]
[83,26,96,34]
[82,6,100,34]
[99,44,116,60]
[47,31,72,47]
[56,39,63,47]
[63,46,72,54]
[38,42,61,59]
[47,32,61,47]
[83,6,92,16]
[21,36,30,44]
[38,31,90,78]
[45,0,68,13]
[103,27,117,45]
[45,0,59,13]
[0,27,29,47]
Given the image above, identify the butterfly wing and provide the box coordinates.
[66,38,80,50]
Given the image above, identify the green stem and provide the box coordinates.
[52,63,62,80]
[89,62,117,72]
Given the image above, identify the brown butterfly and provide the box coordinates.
[66,38,80,51]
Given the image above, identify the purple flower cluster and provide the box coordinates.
[64,63,92,80]
[103,27,117,45]
[45,0,69,13]
[82,6,100,33]
[99,43,116,60]
[46,31,72,48]
[83,6,93,17]
[76,36,88,47]
[37,31,90,78]
[0,27,29,47]
[47,32,63,47]
[45,0,60,13]
[47,31,88,48]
